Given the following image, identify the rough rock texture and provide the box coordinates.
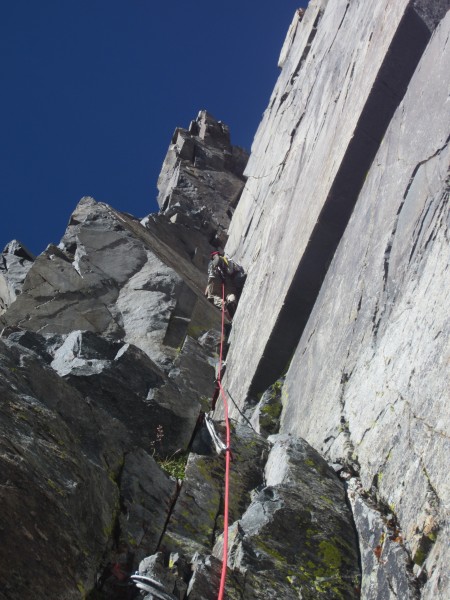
[281,12,450,599]
[250,378,284,437]
[139,111,248,286]
[160,422,270,558]
[0,197,221,369]
[157,110,248,239]
[219,2,449,599]
[133,430,360,600]
[223,0,442,399]
[347,478,420,599]
[0,116,240,599]
[0,335,124,599]
[118,450,178,565]
[212,435,360,599]
[2,1,450,597]
[0,240,35,315]
[0,324,219,598]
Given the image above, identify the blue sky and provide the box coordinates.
[1,1,307,255]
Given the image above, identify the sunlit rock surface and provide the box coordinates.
[282,13,450,598]
[222,2,449,598]
[1,1,449,598]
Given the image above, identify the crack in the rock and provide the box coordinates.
[321,2,350,65]
[336,368,361,472]
[372,141,450,342]
[402,396,450,442]
[420,461,441,508]
[155,479,183,552]
[403,136,450,203]
[279,114,305,174]
[290,9,323,86]
[409,172,449,265]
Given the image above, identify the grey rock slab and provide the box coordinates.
[222,0,435,408]
[280,11,450,599]
[115,250,186,366]
[169,336,215,410]
[0,240,123,336]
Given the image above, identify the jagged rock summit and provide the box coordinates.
[1,2,450,600]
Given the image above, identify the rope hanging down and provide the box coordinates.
[217,283,231,600]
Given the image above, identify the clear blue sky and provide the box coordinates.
[1,1,307,255]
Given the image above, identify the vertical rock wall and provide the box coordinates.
[282,13,450,598]
[224,0,439,398]
[222,1,449,598]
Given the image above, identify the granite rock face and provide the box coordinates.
[224,0,443,399]
[220,2,449,599]
[281,12,450,598]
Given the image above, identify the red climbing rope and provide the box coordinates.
[217,283,231,600]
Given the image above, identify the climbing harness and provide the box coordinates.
[130,574,177,600]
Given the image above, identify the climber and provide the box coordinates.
[205,250,246,319]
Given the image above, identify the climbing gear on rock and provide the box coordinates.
[205,414,228,455]
[130,574,177,600]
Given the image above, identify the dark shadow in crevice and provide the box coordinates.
[249,6,431,396]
